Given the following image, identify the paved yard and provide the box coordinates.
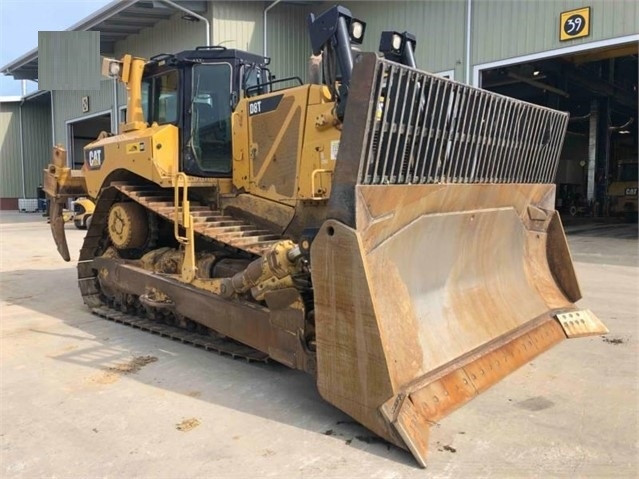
[1,212,637,478]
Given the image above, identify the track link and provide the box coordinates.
[91,306,268,362]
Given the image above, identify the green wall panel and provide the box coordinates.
[472,0,639,65]
[0,102,22,198]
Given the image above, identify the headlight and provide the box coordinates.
[391,33,402,51]
[349,19,366,44]
[351,22,363,40]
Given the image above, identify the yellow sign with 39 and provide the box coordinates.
[560,7,591,41]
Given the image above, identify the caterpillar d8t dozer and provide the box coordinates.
[44,5,607,467]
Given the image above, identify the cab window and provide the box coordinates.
[190,63,233,173]
[142,70,179,125]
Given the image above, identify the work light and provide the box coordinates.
[391,33,402,52]
[349,19,366,44]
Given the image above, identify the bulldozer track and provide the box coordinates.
[91,306,269,362]
[76,182,278,363]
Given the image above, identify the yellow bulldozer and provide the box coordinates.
[44,5,607,467]
[608,158,638,221]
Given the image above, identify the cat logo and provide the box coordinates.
[85,146,105,170]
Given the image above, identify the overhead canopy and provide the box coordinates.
[0,0,207,81]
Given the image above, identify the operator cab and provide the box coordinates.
[141,46,271,177]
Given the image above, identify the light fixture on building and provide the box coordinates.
[181,13,200,22]
[533,70,541,76]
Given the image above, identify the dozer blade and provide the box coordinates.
[43,145,88,262]
[310,53,607,467]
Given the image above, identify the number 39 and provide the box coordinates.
[564,14,585,35]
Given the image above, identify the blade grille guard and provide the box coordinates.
[354,56,568,186]
[328,53,569,227]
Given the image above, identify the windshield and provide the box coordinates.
[190,63,233,173]
[619,163,638,182]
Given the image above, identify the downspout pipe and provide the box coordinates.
[465,0,472,84]
[160,0,210,46]
[50,91,56,149]
[264,0,284,57]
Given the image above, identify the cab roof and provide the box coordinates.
[149,47,270,68]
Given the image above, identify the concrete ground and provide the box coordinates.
[1,212,637,478]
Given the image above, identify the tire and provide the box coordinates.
[74,219,86,230]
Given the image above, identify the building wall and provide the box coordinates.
[38,31,101,91]
[22,99,52,197]
[266,3,313,83]
[0,101,22,202]
[33,1,639,157]
[114,11,209,59]
[212,1,264,53]
[472,0,639,65]
[312,1,467,78]
[0,97,51,207]
[52,79,114,146]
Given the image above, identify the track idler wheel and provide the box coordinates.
[108,202,149,250]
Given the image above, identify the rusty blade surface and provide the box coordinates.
[311,183,604,467]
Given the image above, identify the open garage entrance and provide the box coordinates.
[476,39,638,220]
[66,111,111,169]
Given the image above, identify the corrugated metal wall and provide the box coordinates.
[0,97,51,200]
[22,99,53,196]
[0,102,22,198]
[38,31,101,91]
[52,79,114,146]
[472,0,639,65]
[114,11,209,59]
[212,1,263,53]
[266,4,312,82]
[21,0,639,162]
[312,1,467,78]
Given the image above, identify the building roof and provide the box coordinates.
[0,0,207,81]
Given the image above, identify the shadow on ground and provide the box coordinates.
[1,265,416,467]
